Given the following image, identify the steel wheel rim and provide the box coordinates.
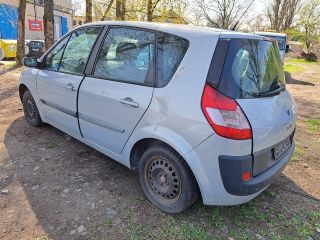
[26,98,36,120]
[145,156,181,205]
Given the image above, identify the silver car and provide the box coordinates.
[20,22,296,213]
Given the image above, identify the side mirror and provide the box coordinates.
[23,57,38,68]
[285,45,290,53]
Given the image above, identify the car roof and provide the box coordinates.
[254,32,287,38]
[78,21,263,40]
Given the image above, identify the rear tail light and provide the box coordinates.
[201,84,252,140]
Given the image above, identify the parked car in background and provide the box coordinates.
[19,22,296,213]
[254,32,289,63]
[25,40,45,58]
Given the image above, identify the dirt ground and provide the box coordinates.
[0,59,319,240]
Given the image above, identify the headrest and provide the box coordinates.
[116,42,138,61]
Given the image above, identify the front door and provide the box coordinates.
[37,26,102,138]
[78,27,156,154]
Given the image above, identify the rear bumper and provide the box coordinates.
[219,142,294,196]
[185,134,294,206]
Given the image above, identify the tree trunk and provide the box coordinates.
[147,0,153,21]
[16,0,27,66]
[86,0,93,23]
[44,0,54,50]
[116,0,125,20]
[101,0,115,21]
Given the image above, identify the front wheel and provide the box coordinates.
[139,144,198,213]
[22,90,44,127]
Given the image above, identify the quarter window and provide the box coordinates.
[157,33,189,87]
[94,27,156,85]
[43,37,68,70]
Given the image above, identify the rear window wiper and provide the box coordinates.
[251,84,285,97]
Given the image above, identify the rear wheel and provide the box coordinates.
[22,90,44,127]
[139,143,198,213]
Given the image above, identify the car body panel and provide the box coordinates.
[237,90,296,153]
[78,77,154,154]
[36,69,83,139]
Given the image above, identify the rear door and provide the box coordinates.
[212,38,296,173]
[36,26,102,137]
[78,26,155,154]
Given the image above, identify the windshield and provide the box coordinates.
[29,41,44,49]
[217,39,285,99]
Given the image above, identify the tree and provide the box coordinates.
[86,0,93,23]
[265,0,302,31]
[94,0,115,21]
[195,0,254,30]
[116,0,126,20]
[44,0,54,50]
[146,0,161,21]
[298,0,320,54]
[16,0,26,66]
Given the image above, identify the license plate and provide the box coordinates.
[273,137,291,160]
[33,49,39,51]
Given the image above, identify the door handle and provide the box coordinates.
[66,83,76,91]
[120,97,139,108]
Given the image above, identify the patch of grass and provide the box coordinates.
[306,119,320,132]
[32,236,49,240]
[0,61,17,69]
[47,142,57,149]
[291,143,306,161]
[264,190,276,198]
[284,63,304,74]
[103,218,113,227]
[180,221,207,240]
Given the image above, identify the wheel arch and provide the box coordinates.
[129,136,201,199]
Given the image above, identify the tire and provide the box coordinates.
[139,143,198,213]
[22,90,44,127]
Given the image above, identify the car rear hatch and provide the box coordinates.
[206,37,296,176]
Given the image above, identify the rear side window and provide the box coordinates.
[217,39,285,99]
[157,33,189,87]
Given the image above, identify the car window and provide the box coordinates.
[157,33,189,87]
[94,27,155,85]
[217,39,285,99]
[29,41,44,49]
[59,26,102,74]
[43,37,69,70]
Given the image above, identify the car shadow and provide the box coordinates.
[285,71,315,86]
[0,65,19,77]
[2,117,320,239]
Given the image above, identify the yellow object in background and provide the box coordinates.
[0,39,17,60]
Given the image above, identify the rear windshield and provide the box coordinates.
[217,39,285,99]
[29,41,44,49]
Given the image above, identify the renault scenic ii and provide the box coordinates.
[19,22,296,213]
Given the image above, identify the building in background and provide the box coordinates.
[72,15,95,29]
[0,0,73,41]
